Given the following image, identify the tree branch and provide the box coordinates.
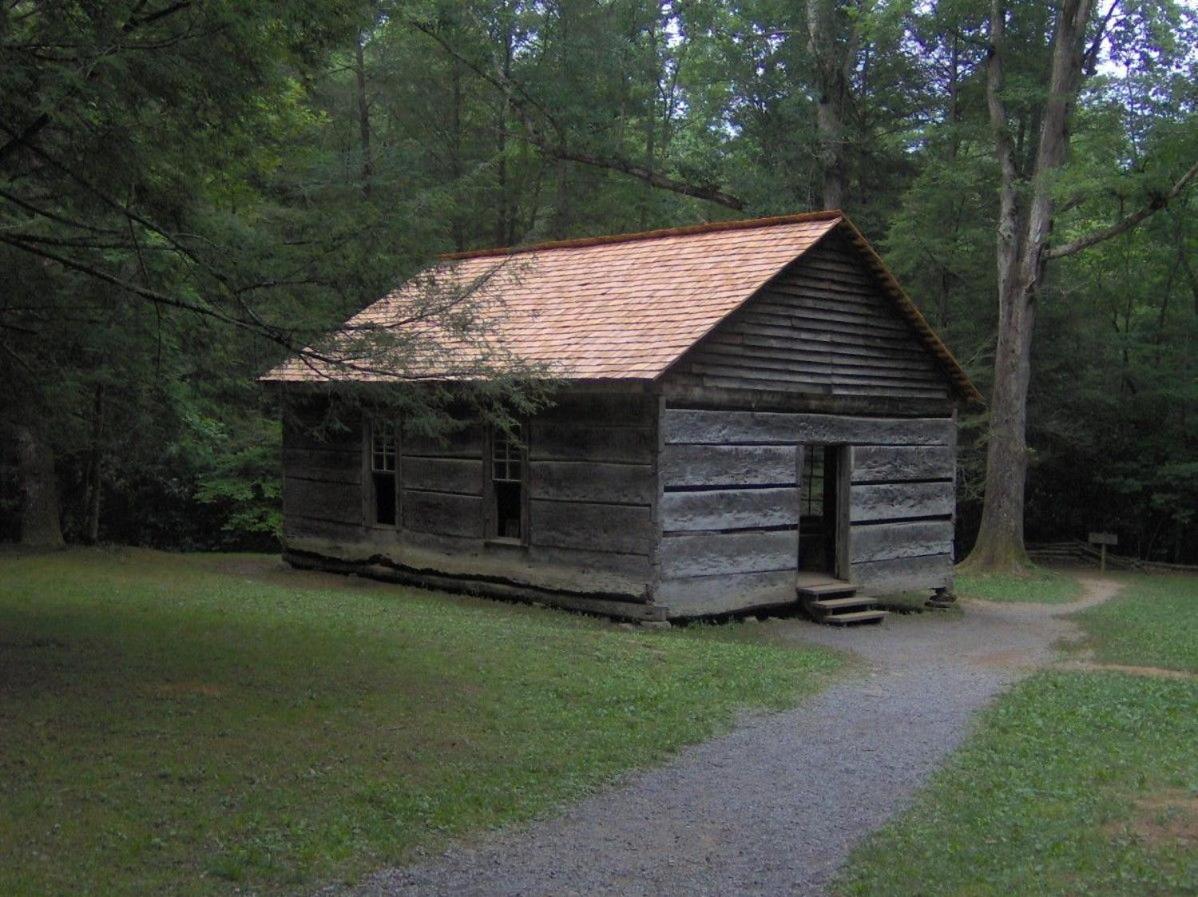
[1045,159,1198,259]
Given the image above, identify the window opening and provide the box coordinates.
[491,425,524,540]
[370,419,397,526]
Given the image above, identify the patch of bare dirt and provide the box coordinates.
[1053,661,1197,681]
[1109,790,1198,848]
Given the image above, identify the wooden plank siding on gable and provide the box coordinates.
[664,233,951,401]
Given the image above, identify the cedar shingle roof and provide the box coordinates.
[263,211,979,402]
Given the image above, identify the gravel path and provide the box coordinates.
[329,578,1120,897]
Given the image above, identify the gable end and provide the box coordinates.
[662,231,955,401]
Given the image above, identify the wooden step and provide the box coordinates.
[796,581,857,599]
[810,595,875,612]
[823,609,888,626]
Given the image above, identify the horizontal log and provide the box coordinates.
[283,477,361,526]
[530,460,654,504]
[663,409,953,446]
[851,553,953,593]
[282,416,360,453]
[282,447,361,485]
[684,360,943,389]
[656,569,798,616]
[536,393,657,428]
[673,371,948,400]
[659,529,798,577]
[286,532,655,601]
[850,520,955,563]
[399,528,655,582]
[530,422,655,463]
[661,487,800,532]
[530,500,654,555]
[402,457,483,495]
[401,421,483,458]
[661,383,954,419]
[661,444,798,488]
[283,514,363,542]
[850,481,954,522]
[852,445,955,483]
[403,490,484,538]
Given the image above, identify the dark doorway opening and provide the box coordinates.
[799,445,843,575]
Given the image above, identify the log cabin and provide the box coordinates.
[262,211,981,623]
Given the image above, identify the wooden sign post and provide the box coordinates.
[1088,532,1118,573]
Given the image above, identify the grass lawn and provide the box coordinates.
[955,567,1084,603]
[0,548,840,897]
[834,573,1198,897]
[1071,574,1198,673]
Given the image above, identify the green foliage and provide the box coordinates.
[956,568,1084,603]
[0,548,840,896]
[1,1,1195,556]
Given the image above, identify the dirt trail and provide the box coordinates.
[324,577,1122,897]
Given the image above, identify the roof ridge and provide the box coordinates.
[438,210,844,261]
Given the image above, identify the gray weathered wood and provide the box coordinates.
[661,487,800,532]
[535,393,658,427]
[282,447,361,485]
[659,529,798,577]
[661,444,798,488]
[849,481,954,522]
[283,476,362,526]
[851,552,953,592]
[530,500,653,555]
[402,490,484,538]
[401,421,483,457]
[399,528,655,582]
[530,460,654,505]
[852,445,955,483]
[660,383,954,419]
[850,519,955,563]
[283,514,363,542]
[655,569,797,616]
[663,409,953,446]
[402,457,483,495]
[660,232,959,402]
[530,422,655,463]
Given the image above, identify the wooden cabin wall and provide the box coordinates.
[525,393,658,583]
[280,396,365,543]
[665,233,951,400]
[279,390,659,606]
[657,406,955,614]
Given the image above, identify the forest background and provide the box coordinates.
[2,0,1195,563]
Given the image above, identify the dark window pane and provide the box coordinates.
[373,472,396,525]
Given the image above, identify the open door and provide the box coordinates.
[798,445,849,578]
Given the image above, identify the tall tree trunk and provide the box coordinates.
[83,382,104,544]
[807,0,858,210]
[15,424,64,549]
[354,35,373,200]
[964,0,1095,571]
[448,57,466,252]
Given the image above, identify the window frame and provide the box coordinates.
[484,421,529,545]
[365,417,400,529]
